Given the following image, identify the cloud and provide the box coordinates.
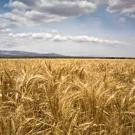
[1,0,134,28]
[0,0,96,26]
[9,32,123,45]
[107,0,135,19]
[0,24,11,33]
[118,17,126,23]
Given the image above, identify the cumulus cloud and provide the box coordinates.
[85,0,135,19]
[0,0,96,26]
[9,32,123,45]
[107,0,135,19]
[0,24,11,33]
[1,0,134,28]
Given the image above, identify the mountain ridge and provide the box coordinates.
[0,50,64,57]
[0,50,135,59]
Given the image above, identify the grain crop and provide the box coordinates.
[0,59,135,135]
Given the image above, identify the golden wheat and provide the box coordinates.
[0,59,135,135]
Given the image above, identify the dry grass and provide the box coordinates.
[0,59,135,135]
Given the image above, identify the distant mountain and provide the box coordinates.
[0,50,64,57]
[0,50,134,59]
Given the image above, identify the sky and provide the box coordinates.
[0,0,135,57]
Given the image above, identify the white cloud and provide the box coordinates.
[119,17,126,23]
[107,0,135,19]
[0,24,11,33]
[0,0,96,27]
[1,0,134,28]
[9,32,123,45]
[6,1,27,10]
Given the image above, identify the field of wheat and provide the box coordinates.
[0,59,135,135]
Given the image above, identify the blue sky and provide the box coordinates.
[0,0,135,57]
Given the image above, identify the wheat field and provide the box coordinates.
[0,59,135,135]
